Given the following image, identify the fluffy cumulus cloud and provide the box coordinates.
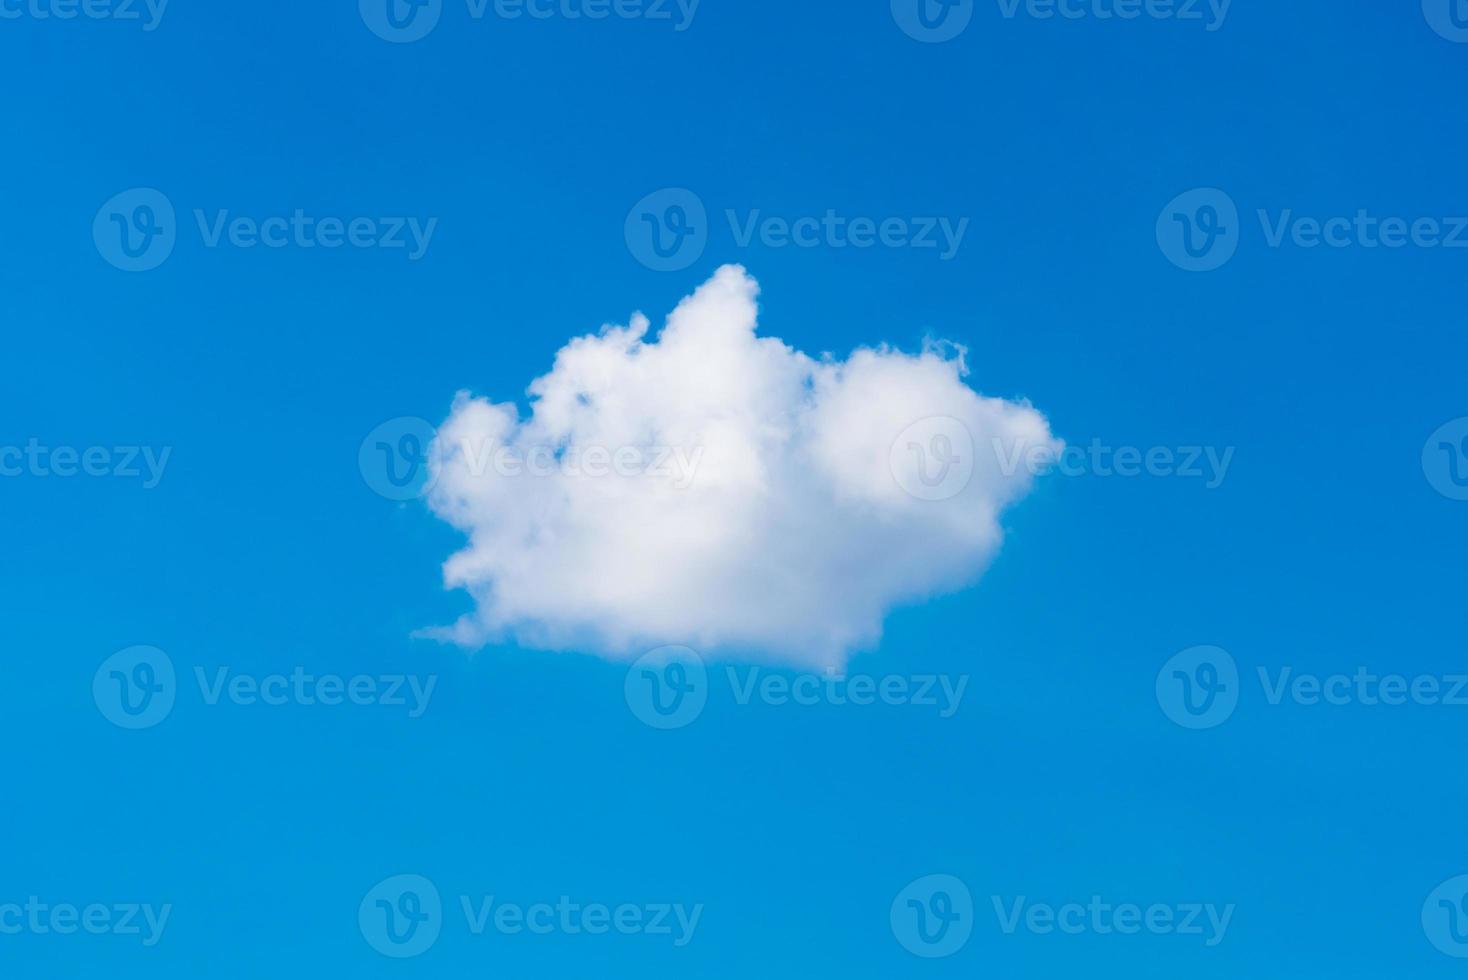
[423,265,1058,670]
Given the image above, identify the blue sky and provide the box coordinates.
[3,1,1468,977]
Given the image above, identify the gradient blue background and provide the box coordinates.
[3,0,1467,976]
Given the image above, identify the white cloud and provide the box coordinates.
[422,265,1058,670]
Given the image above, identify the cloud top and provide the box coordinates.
[423,265,1057,669]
